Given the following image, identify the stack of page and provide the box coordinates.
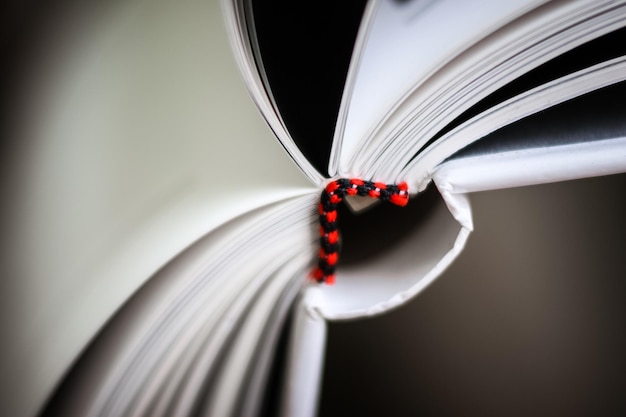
[1,0,625,416]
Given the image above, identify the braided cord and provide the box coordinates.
[312,179,409,284]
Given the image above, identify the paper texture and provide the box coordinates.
[279,287,328,417]
[333,0,546,173]
[433,137,626,194]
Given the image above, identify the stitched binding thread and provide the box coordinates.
[312,179,409,285]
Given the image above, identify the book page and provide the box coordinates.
[403,56,626,188]
[184,252,310,417]
[331,0,547,174]
[40,195,318,417]
[430,78,626,192]
[433,137,626,194]
[362,1,626,180]
[278,287,328,417]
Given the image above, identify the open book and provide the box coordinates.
[2,0,625,416]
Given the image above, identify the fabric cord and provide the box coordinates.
[313,179,409,284]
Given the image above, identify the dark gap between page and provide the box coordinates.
[449,80,626,160]
[417,26,626,157]
[250,0,368,176]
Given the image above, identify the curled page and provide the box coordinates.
[309,184,473,320]
[433,137,626,194]
[278,287,327,417]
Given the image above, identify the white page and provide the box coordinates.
[202,252,311,417]
[331,0,547,174]
[43,195,318,417]
[278,287,328,417]
[236,270,305,417]
[0,1,315,416]
[433,137,626,194]
[95,198,315,417]
[366,0,626,180]
[403,56,626,188]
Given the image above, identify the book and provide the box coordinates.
[1,0,625,416]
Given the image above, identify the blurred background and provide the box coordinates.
[321,173,626,416]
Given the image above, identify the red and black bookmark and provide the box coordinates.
[312,178,409,285]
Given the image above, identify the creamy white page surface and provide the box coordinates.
[279,287,328,417]
[433,137,626,193]
[360,0,626,180]
[404,56,626,187]
[332,0,546,173]
[44,195,317,417]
